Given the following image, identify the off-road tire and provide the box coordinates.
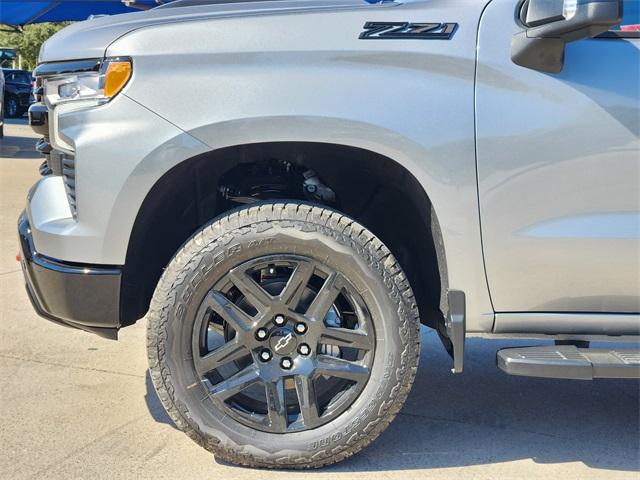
[147,202,420,469]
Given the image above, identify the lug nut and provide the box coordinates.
[259,349,272,362]
[294,322,307,334]
[274,315,286,326]
[255,328,269,340]
[298,343,311,356]
[280,357,293,370]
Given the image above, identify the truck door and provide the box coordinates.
[475,1,639,330]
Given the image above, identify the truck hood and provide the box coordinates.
[39,0,396,63]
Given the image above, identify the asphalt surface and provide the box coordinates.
[1,119,638,479]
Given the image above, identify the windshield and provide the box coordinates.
[0,48,17,68]
[5,71,32,84]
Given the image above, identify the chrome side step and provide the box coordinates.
[497,346,640,380]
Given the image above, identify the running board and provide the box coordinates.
[497,346,640,380]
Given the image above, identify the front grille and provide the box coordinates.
[33,69,77,217]
[33,77,42,102]
[61,155,77,216]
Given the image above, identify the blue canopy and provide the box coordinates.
[0,1,163,26]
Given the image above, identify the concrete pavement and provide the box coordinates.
[0,120,638,479]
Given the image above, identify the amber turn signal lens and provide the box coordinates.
[103,61,131,98]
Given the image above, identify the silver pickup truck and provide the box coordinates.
[20,0,639,469]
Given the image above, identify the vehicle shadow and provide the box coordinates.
[144,328,639,472]
[0,117,40,159]
[330,330,639,473]
[144,370,179,430]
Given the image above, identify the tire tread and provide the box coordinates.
[147,202,420,469]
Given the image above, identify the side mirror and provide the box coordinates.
[511,0,623,73]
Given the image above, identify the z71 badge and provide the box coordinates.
[359,22,458,40]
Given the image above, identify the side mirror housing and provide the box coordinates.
[511,0,623,73]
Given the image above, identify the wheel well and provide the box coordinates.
[121,142,448,331]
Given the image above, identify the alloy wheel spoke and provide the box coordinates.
[320,327,373,351]
[228,267,274,312]
[279,261,315,309]
[202,291,252,332]
[195,339,248,376]
[265,378,288,432]
[315,355,370,382]
[210,364,261,400]
[194,254,377,434]
[306,272,342,322]
[294,375,320,427]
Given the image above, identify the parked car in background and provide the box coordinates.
[2,68,34,118]
[0,47,17,68]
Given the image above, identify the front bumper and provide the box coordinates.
[19,93,33,108]
[18,212,122,339]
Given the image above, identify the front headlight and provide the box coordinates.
[43,57,132,108]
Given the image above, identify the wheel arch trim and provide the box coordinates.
[111,114,493,331]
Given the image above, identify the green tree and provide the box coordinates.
[0,23,70,70]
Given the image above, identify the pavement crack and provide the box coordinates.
[24,415,147,480]
[0,353,145,378]
[0,268,21,276]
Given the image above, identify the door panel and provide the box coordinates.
[476,0,640,314]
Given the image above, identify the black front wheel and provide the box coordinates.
[147,202,420,468]
[5,97,19,118]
